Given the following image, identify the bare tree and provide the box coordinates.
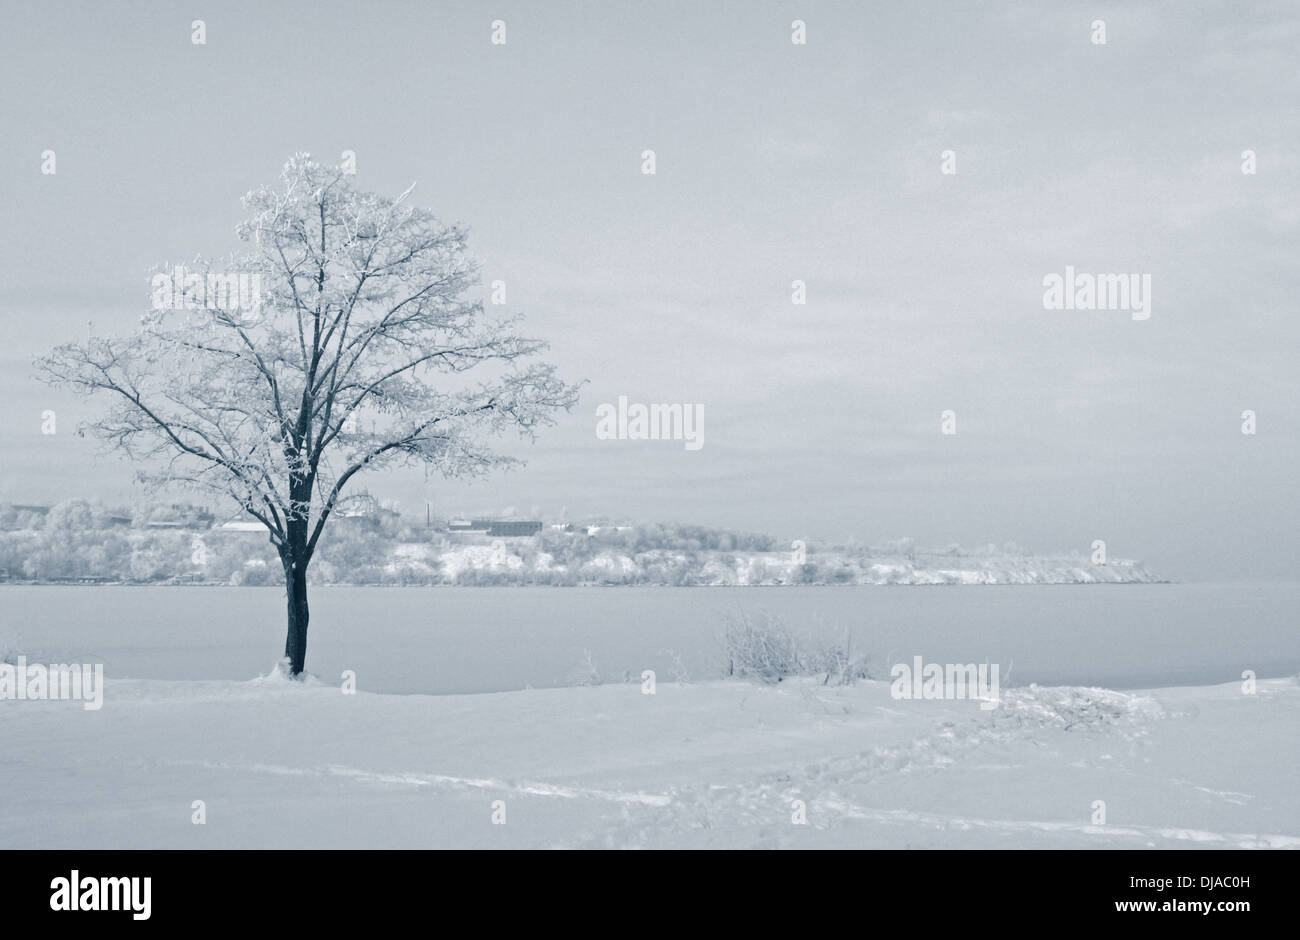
[38,154,581,675]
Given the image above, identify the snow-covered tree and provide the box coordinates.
[38,154,580,675]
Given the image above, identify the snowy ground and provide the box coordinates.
[1,674,1296,849]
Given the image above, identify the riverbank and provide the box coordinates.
[1,673,1295,848]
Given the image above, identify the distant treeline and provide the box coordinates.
[0,499,1147,587]
[0,499,784,585]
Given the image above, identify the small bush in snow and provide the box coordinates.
[721,611,870,685]
[566,648,601,687]
[993,685,1165,732]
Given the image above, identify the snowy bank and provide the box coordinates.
[0,675,1294,849]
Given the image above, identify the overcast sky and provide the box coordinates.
[1,1,1297,580]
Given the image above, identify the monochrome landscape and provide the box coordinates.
[1,2,1296,852]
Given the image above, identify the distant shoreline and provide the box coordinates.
[0,578,1173,588]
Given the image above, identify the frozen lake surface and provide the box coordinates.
[3,583,1297,694]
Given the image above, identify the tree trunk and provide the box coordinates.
[283,558,310,676]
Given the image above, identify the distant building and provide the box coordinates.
[447,519,489,532]
[445,518,542,537]
[216,521,267,533]
[140,503,215,529]
[487,521,542,538]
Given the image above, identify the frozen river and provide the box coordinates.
[2,582,1297,694]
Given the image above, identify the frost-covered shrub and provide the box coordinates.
[722,611,800,681]
[230,559,277,586]
[993,685,1165,733]
[1,631,22,666]
[566,648,601,687]
[721,611,871,685]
